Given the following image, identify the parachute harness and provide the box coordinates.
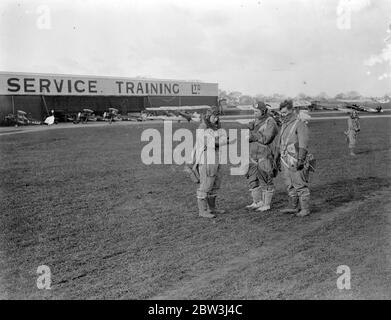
[280,120,299,168]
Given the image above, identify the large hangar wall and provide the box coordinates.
[0,72,219,125]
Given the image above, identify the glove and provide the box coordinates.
[247,121,255,131]
[297,159,305,171]
[249,132,258,142]
[274,156,281,174]
[296,148,308,171]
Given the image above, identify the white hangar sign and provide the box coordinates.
[0,72,218,97]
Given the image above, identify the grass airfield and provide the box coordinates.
[0,116,390,299]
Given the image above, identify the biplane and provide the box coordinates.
[143,105,211,122]
[4,110,42,126]
[72,108,97,124]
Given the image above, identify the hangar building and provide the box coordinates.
[0,72,218,124]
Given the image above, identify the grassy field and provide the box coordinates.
[0,117,390,299]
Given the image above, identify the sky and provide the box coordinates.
[0,0,390,97]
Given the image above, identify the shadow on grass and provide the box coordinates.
[309,176,390,214]
[257,176,391,216]
[355,148,391,155]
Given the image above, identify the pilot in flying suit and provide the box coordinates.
[245,101,279,212]
[278,100,311,217]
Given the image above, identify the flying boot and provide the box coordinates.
[296,195,310,217]
[245,186,264,209]
[280,195,299,214]
[207,195,225,214]
[198,198,215,218]
[256,189,274,212]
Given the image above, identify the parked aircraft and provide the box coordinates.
[143,105,211,122]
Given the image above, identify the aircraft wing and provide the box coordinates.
[337,98,390,105]
[234,119,252,124]
[176,111,190,120]
[146,114,196,122]
[337,107,352,112]
[231,102,281,111]
[361,106,377,113]
[374,98,390,104]
[293,100,312,108]
[337,99,372,104]
[265,102,280,110]
[145,105,211,111]
[235,105,255,111]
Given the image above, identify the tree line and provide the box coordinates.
[218,90,391,105]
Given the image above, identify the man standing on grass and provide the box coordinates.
[194,107,236,218]
[245,101,279,212]
[345,110,360,156]
[279,99,311,217]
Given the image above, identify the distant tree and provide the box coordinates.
[228,91,242,105]
[271,93,286,101]
[239,95,254,105]
[335,93,346,99]
[314,92,329,101]
[346,91,361,99]
[255,94,266,102]
[218,89,228,100]
[228,91,242,98]
[295,92,312,100]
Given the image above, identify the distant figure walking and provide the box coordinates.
[345,111,360,156]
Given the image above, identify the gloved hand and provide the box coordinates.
[249,132,258,142]
[296,148,308,171]
[296,159,305,171]
[273,156,281,175]
[247,121,255,131]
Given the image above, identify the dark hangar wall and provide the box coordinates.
[0,94,218,125]
[0,95,44,124]
[145,96,218,108]
[44,96,145,115]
